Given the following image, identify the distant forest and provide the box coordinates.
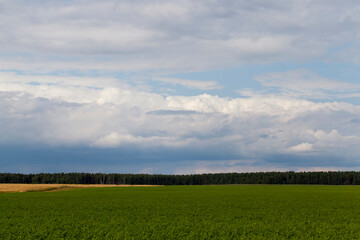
[2,172,360,185]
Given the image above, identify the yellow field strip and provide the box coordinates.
[0,184,163,193]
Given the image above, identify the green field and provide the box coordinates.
[1,185,360,239]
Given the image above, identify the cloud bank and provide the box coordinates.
[1,71,360,173]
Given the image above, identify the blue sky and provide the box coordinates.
[1,0,360,174]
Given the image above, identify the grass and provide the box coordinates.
[1,185,360,239]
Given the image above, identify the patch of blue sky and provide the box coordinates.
[145,77,221,97]
[27,82,41,86]
[159,61,360,101]
[165,64,264,97]
[0,69,28,75]
[327,42,355,56]
[294,61,360,84]
[0,50,35,57]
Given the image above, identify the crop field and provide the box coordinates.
[1,185,360,239]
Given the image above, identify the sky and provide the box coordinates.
[1,0,360,174]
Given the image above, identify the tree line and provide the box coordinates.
[1,171,360,185]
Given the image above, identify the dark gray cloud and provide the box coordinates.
[0,144,242,173]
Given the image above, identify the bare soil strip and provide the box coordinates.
[0,184,163,193]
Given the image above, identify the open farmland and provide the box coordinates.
[0,184,161,193]
[1,185,360,239]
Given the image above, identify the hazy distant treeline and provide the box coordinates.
[2,172,360,185]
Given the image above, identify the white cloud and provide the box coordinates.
[174,165,288,175]
[174,161,360,174]
[94,132,141,147]
[226,36,294,55]
[288,143,313,153]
